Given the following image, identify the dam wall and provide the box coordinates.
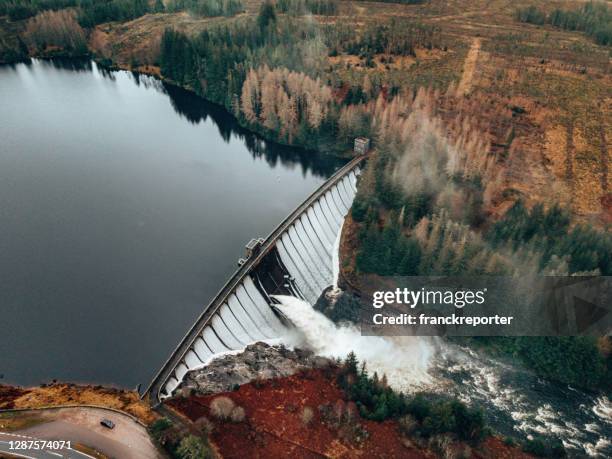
[144,156,364,403]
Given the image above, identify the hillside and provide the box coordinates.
[1,0,609,223]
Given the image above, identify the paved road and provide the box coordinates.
[0,407,161,459]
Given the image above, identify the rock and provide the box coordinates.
[178,342,333,397]
[311,356,332,369]
[295,347,314,359]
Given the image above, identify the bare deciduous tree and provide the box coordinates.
[240,65,332,142]
[25,10,86,53]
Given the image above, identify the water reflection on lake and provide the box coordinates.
[0,59,344,388]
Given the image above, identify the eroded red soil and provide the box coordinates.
[169,369,429,458]
[169,369,532,459]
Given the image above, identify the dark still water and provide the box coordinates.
[0,59,343,388]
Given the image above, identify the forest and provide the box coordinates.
[0,0,160,23]
[338,352,565,456]
[345,87,611,390]
[158,3,442,151]
[156,3,612,393]
[77,0,160,27]
[165,0,243,18]
[0,0,246,28]
[516,1,612,46]
[275,0,337,16]
[349,83,611,279]
[339,352,487,440]
[0,0,78,20]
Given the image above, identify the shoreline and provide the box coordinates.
[2,51,354,161]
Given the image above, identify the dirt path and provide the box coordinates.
[457,38,482,95]
[565,120,576,206]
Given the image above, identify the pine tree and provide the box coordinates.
[257,1,276,32]
[344,351,358,375]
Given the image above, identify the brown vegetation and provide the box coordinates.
[241,65,333,141]
[229,405,246,422]
[168,368,533,459]
[0,383,157,424]
[24,9,86,54]
[300,406,314,426]
[0,412,47,432]
[209,395,246,422]
[11,0,600,223]
[209,395,235,420]
[169,369,429,458]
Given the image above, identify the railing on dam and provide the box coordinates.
[143,154,365,404]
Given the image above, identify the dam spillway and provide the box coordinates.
[144,156,364,403]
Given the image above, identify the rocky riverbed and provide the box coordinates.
[177,342,334,397]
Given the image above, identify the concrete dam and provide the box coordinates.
[144,156,364,403]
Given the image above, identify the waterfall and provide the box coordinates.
[332,220,343,291]
[271,181,436,393]
[275,294,434,391]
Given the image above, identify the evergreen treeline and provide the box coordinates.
[339,352,487,442]
[0,0,78,21]
[77,0,158,28]
[463,336,611,391]
[0,0,161,24]
[157,3,443,150]
[356,218,422,276]
[276,0,338,16]
[352,0,425,4]
[324,18,441,61]
[0,35,28,62]
[351,143,426,275]
[166,0,243,18]
[516,2,612,46]
[159,4,345,150]
[488,200,612,275]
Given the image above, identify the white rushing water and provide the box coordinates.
[593,396,612,423]
[275,294,434,391]
[267,214,612,456]
[175,188,611,456]
[431,344,612,457]
[331,220,343,291]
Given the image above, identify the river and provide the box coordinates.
[0,58,343,388]
[275,295,612,457]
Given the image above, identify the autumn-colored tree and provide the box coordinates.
[24,10,86,54]
[240,65,333,143]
